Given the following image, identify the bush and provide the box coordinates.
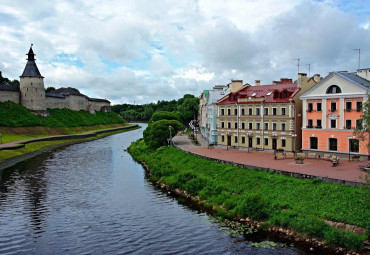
[143,119,184,148]
[236,194,274,221]
[149,111,181,123]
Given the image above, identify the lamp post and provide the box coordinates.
[347,136,354,162]
[169,126,172,146]
[292,134,297,154]
[226,131,230,151]
[247,132,252,152]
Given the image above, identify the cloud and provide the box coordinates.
[0,0,369,105]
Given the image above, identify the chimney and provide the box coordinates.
[255,80,260,86]
[230,80,243,93]
[280,78,292,83]
[297,73,307,82]
[313,74,321,83]
[272,81,282,85]
[356,68,370,81]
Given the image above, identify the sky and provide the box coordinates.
[0,0,369,105]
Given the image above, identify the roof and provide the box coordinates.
[336,71,370,90]
[218,81,299,105]
[88,97,110,103]
[45,92,65,98]
[0,82,19,92]
[20,45,43,78]
[53,87,85,96]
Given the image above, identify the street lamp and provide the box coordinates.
[226,131,230,151]
[247,132,252,152]
[347,136,354,162]
[169,126,172,146]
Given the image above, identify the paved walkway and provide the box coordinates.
[173,134,368,183]
[0,124,138,150]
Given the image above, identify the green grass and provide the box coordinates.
[128,139,369,251]
[0,101,125,127]
[1,134,46,143]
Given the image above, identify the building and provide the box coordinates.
[300,69,370,159]
[0,45,110,113]
[199,85,227,144]
[216,74,319,152]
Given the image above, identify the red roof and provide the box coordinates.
[217,81,299,105]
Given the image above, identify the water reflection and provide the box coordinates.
[0,125,316,255]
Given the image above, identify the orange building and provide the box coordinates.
[300,69,370,159]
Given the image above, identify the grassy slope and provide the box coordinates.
[128,139,369,250]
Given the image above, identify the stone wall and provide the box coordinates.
[91,101,111,112]
[20,77,46,111]
[46,96,68,109]
[66,95,89,111]
[0,90,20,104]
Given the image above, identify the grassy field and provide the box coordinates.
[128,139,369,251]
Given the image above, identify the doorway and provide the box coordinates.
[272,138,277,150]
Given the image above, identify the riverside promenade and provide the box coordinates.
[172,134,368,184]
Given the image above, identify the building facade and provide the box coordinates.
[300,69,370,158]
[199,85,227,144]
[0,45,110,113]
[217,74,319,152]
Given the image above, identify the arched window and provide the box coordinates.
[326,85,342,94]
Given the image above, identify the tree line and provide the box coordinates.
[112,94,199,125]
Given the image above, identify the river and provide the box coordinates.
[0,124,315,254]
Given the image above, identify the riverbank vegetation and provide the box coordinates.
[112,94,199,125]
[128,140,369,251]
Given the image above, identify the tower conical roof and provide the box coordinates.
[21,44,43,78]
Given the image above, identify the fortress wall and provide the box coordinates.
[0,90,20,104]
[46,96,68,109]
[67,95,89,111]
[91,101,111,112]
[20,77,46,111]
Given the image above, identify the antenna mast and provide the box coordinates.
[293,58,300,73]
[306,64,311,77]
[353,49,360,69]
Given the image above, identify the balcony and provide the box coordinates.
[316,126,322,129]
[306,109,313,112]
[306,125,313,128]
[345,108,352,112]
[330,109,337,112]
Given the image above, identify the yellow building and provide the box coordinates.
[217,74,319,152]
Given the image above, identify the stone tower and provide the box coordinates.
[20,44,46,111]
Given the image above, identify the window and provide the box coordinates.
[221,122,225,128]
[229,94,233,100]
[356,102,362,111]
[256,123,260,130]
[281,139,286,147]
[234,109,237,115]
[242,137,245,144]
[264,138,269,146]
[307,119,313,128]
[227,109,231,115]
[345,120,352,129]
[283,91,288,98]
[234,136,238,143]
[346,101,352,111]
[256,137,261,145]
[228,122,231,128]
[266,92,272,96]
[330,119,336,128]
[329,138,337,151]
[241,108,245,115]
[281,108,286,115]
[256,108,260,115]
[241,122,245,129]
[350,139,359,153]
[234,122,238,129]
[274,92,279,98]
[317,102,322,112]
[356,119,362,129]
[310,137,318,149]
[248,108,252,115]
[264,123,269,130]
[264,108,268,115]
[326,85,342,94]
[221,135,225,142]
[221,109,225,115]
[273,108,277,115]
[316,119,322,128]
[248,122,253,129]
[272,123,277,130]
[308,103,313,112]
[281,123,286,131]
[330,102,336,112]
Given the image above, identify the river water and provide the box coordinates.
[0,124,313,254]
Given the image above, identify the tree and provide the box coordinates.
[149,111,181,123]
[354,95,370,146]
[45,87,56,93]
[120,109,139,121]
[176,96,199,125]
[143,119,184,148]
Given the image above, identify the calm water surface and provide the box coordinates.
[0,124,311,254]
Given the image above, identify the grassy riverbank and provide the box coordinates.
[0,125,140,164]
[128,139,369,251]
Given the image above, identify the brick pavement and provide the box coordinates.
[173,134,368,183]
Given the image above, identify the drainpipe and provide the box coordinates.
[236,102,239,148]
[262,102,264,150]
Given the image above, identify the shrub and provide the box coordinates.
[143,119,184,148]
[236,194,274,221]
